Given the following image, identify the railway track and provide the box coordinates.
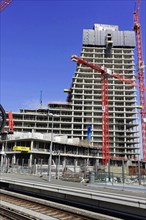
[0,206,35,220]
[0,190,121,220]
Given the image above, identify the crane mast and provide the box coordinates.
[101,72,110,165]
[133,0,146,160]
[0,0,13,134]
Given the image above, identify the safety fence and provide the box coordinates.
[92,171,146,185]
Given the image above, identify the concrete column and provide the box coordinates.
[1,155,4,171]
[2,143,5,151]
[29,154,33,167]
[7,158,10,171]
[22,158,24,167]
[12,154,16,165]
[30,140,33,151]
[95,159,99,173]
[5,157,9,173]
[34,158,37,174]
[62,158,66,171]
[87,158,89,166]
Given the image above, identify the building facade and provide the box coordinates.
[0,132,98,174]
[3,24,140,163]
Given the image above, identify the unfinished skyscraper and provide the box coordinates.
[66,24,140,161]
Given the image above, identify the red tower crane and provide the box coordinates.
[133,0,146,160]
[71,55,146,165]
[0,0,14,134]
[0,0,12,12]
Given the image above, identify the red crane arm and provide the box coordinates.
[111,73,135,85]
[71,55,104,73]
[111,72,146,90]
[71,55,145,88]
[0,0,13,134]
[0,0,13,12]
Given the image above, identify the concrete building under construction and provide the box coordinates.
[2,24,140,164]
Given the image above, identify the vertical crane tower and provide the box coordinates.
[0,0,13,134]
[133,0,146,160]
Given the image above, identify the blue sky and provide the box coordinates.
[0,0,146,112]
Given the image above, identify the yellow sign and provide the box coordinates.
[13,146,30,152]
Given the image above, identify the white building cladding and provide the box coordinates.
[6,24,140,162]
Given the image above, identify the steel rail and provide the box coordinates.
[0,190,121,220]
[0,206,35,220]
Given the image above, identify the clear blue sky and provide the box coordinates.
[0,0,146,112]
